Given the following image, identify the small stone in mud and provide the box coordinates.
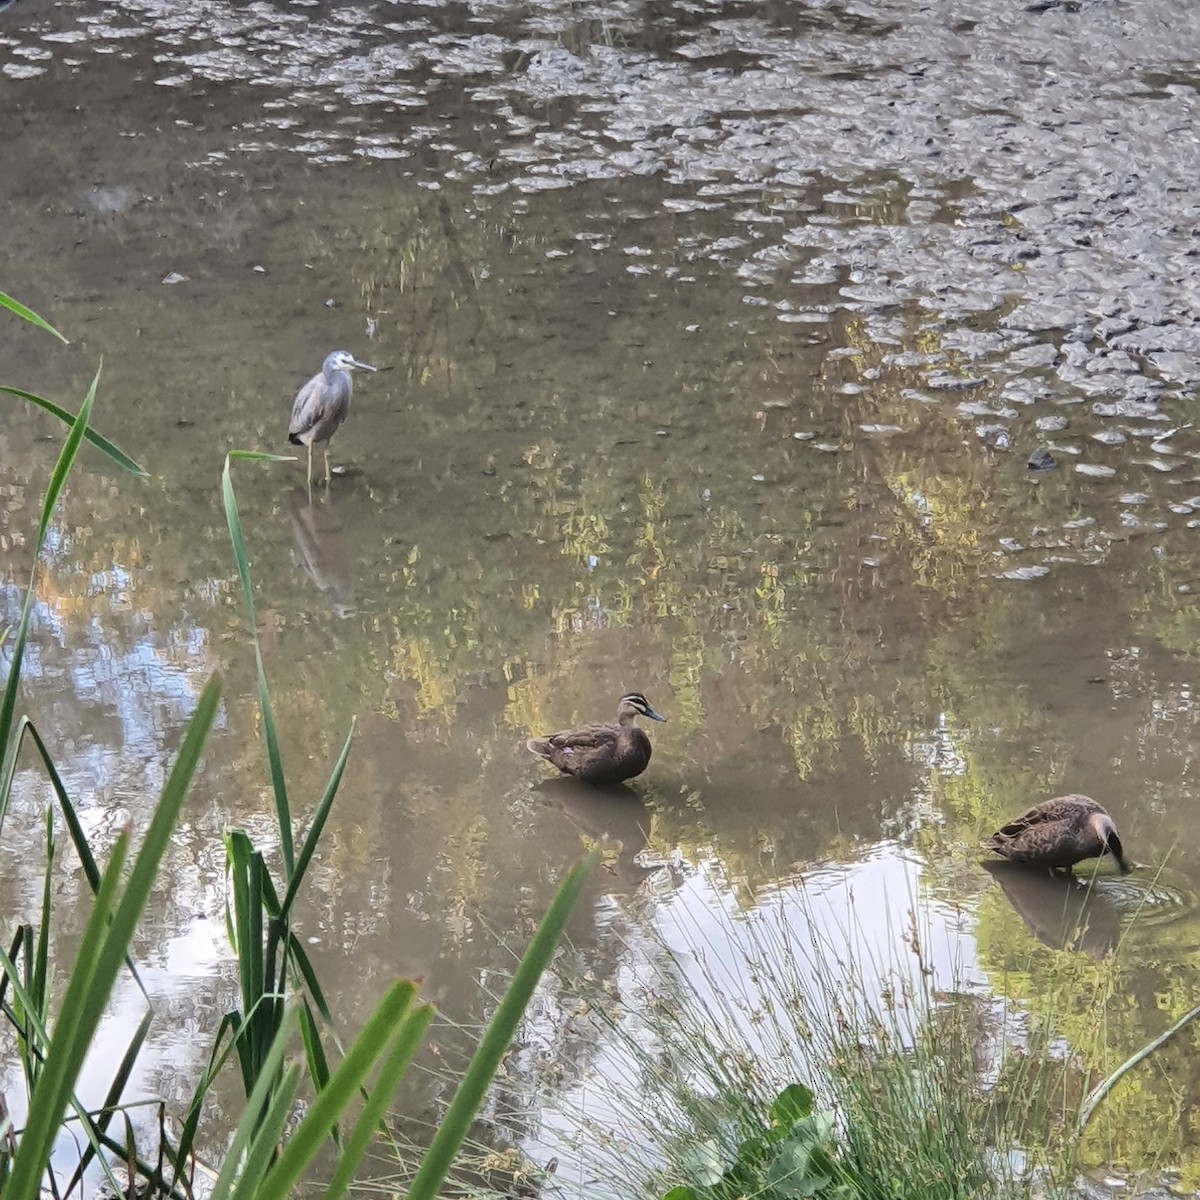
[927,372,991,392]
[1027,447,1057,471]
[999,565,1050,580]
[1035,415,1068,433]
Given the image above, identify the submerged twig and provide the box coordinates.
[1077,999,1200,1133]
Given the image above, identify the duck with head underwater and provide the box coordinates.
[525,692,666,786]
[986,794,1132,875]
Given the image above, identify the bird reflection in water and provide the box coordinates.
[982,860,1123,958]
[535,778,658,893]
[285,487,356,619]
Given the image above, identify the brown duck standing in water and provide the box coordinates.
[986,794,1132,875]
[525,692,666,785]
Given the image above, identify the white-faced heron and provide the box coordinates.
[288,349,377,486]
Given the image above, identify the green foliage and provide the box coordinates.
[0,289,67,341]
[660,1084,854,1200]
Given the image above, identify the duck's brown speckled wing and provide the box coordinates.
[526,723,622,775]
[989,795,1099,842]
[545,723,621,754]
[986,795,1108,868]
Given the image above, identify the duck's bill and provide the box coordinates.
[645,707,667,722]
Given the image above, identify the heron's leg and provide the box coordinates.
[323,448,332,487]
[306,442,314,502]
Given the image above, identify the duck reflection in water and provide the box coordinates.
[982,860,1122,958]
[285,487,355,619]
[535,778,657,893]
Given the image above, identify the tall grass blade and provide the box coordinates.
[2,830,129,1200]
[62,1007,154,1197]
[28,806,55,1089]
[0,367,98,834]
[7,720,151,1002]
[0,291,68,342]
[221,451,296,875]
[255,981,426,1200]
[298,999,333,1100]
[324,997,435,1200]
[208,1001,302,1200]
[226,1063,303,1200]
[0,933,133,1200]
[281,718,356,917]
[169,1010,241,1191]
[21,718,103,892]
[404,851,598,1200]
[1,673,219,1200]
[0,387,144,475]
[284,934,335,1025]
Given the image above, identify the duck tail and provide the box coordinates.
[526,738,552,759]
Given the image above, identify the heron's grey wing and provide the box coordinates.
[289,373,328,440]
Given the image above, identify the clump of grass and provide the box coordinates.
[532,861,1089,1200]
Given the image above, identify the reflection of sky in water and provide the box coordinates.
[0,554,222,823]
[529,849,991,1199]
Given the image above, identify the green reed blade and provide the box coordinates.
[17,718,150,1004]
[2,830,128,1200]
[4,673,219,1200]
[284,933,335,1026]
[33,806,54,1032]
[221,451,295,875]
[255,981,421,1200]
[0,719,101,892]
[324,996,436,1200]
[281,718,356,919]
[62,1007,154,1197]
[0,291,68,342]
[0,387,144,475]
[0,367,98,835]
[247,851,266,1027]
[0,925,26,1012]
[209,1002,302,1200]
[169,1011,241,1192]
[225,831,262,1021]
[403,852,598,1200]
[298,998,333,1097]
[227,1062,303,1200]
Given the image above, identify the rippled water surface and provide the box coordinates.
[4,0,1200,1190]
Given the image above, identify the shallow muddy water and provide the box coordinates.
[3,0,1200,1189]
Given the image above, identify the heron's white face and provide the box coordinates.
[324,350,378,375]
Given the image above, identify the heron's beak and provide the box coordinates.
[350,359,378,372]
